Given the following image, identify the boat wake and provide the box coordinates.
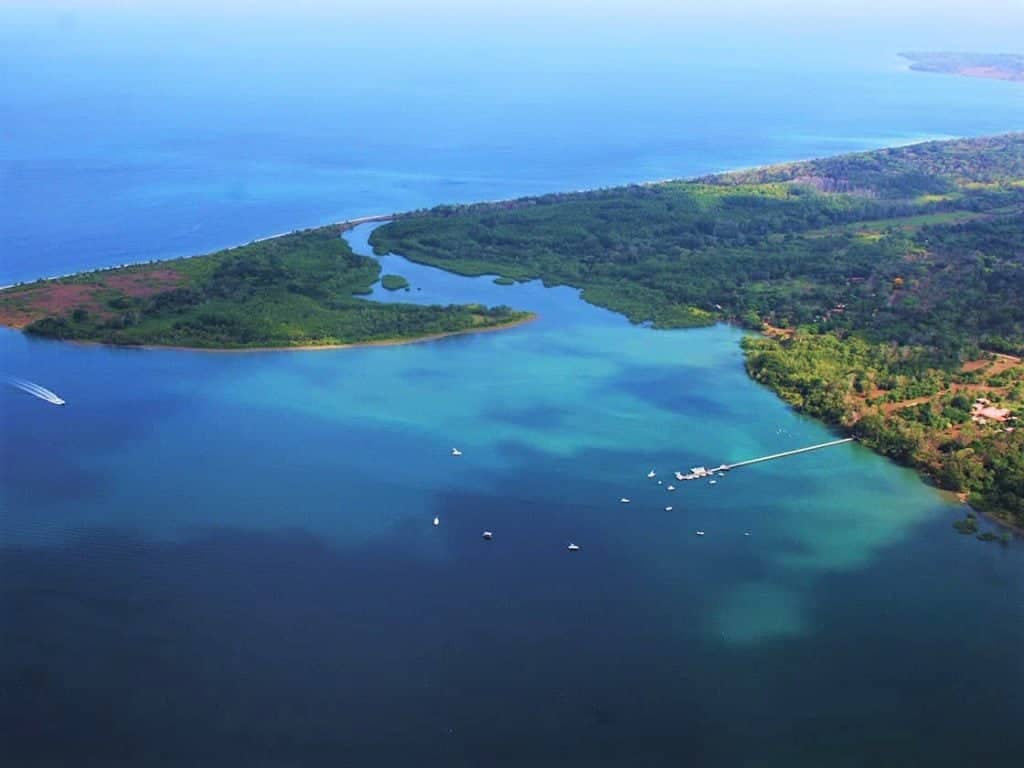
[7,377,66,406]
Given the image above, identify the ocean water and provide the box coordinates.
[2,6,1024,765]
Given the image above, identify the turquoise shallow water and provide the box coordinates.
[2,226,1023,764]
[3,6,1024,763]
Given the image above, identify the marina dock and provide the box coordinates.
[676,437,855,480]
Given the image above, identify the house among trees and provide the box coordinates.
[971,397,1013,424]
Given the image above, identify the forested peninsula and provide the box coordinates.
[3,135,1023,527]
[370,134,1024,529]
[0,226,530,349]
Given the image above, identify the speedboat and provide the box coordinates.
[567,542,580,552]
[665,506,673,512]
[620,498,631,504]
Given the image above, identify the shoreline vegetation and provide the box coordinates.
[900,51,1024,83]
[0,222,532,350]
[380,274,411,291]
[370,134,1024,531]
[63,312,539,355]
[3,134,1024,529]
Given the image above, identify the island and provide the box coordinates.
[900,51,1024,82]
[0,225,531,349]
[2,134,1023,529]
[380,274,411,291]
[369,134,1024,530]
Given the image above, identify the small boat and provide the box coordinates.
[567,542,580,552]
[696,530,705,536]
[744,532,751,536]
[482,531,493,540]
[433,516,440,526]
[665,506,673,512]
[451,448,462,457]
[620,498,631,504]
[709,479,717,485]
[667,485,676,491]
[647,470,656,479]
[7,377,65,406]
[657,480,663,485]
[675,472,685,481]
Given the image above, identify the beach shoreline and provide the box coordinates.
[50,311,538,355]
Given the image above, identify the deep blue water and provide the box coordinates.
[2,5,1024,766]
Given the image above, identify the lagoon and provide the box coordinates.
[2,8,1024,763]
[3,225,1023,764]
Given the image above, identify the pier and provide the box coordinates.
[675,438,855,480]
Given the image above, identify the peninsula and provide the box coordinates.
[370,134,1024,529]
[0,225,531,349]
[2,135,1023,528]
[900,51,1024,82]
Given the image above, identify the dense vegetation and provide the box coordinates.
[380,274,410,291]
[372,134,1024,528]
[743,333,1024,528]
[0,227,529,349]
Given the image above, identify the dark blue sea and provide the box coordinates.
[2,5,1023,765]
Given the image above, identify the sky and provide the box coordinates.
[4,0,1024,26]
[3,0,1022,51]
[4,0,1021,14]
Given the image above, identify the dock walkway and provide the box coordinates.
[676,437,855,481]
[721,437,855,471]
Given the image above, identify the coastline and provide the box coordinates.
[0,209,537,352]
[58,311,538,355]
[906,65,1024,84]
[0,214,397,292]
[4,140,1022,534]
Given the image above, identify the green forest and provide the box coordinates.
[371,134,1024,529]
[0,227,529,349]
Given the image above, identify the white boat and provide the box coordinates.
[433,516,440,526]
[451,448,462,456]
[696,530,705,536]
[620,498,631,504]
[665,506,673,512]
[7,377,65,406]
[675,472,685,481]
[709,479,717,485]
[667,485,676,491]
[567,542,580,551]
[647,470,656,479]
[482,531,493,540]
[744,532,751,536]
